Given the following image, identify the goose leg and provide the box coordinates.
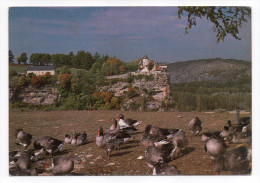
[118,144,120,151]
[169,147,177,159]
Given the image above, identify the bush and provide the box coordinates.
[19,75,29,86]
[9,76,20,91]
[145,75,154,81]
[111,97,120,109]
[9,69,18,78]
[58,74,71,89]
[130,102,141,111]
[59,96,83,110]
[214,108,228,113]
[27,72,36,78]
[127,87,139,98]
[101,58,127,76]
[58,66,71,74]
[31,76,42,88]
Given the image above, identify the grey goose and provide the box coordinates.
[153,163,180,175]
[52,155,83,175]
[33,136,64,157]
[144,142,175,169]
[204,137,227,162]
[14,129,33,150]
[187,117,203,135]
[117,113,142,128]
[171,130,188,157]
[96,127,124,158]
[214,146,251,174]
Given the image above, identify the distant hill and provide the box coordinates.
[167,58,251,83]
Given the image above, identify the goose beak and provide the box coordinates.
[226,140,230,144]
[44,163,49,168]
[80,161,84,165]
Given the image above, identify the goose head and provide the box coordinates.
[14,129,23,138]
[220,126,232,144]
[97,128,104,137]
[117,114,124,120]
[110,118,118,130]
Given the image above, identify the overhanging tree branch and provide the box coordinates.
[178,6,251,43]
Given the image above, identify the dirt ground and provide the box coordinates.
[9,109,252,176]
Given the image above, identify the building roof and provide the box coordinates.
[27,66,55,71]
[143,55,149,59]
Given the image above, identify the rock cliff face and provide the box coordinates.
[10,71,170,111]
[16,86,59,105]
[102,71,171,111]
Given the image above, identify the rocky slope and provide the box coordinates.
[102,72,171,111]
[167,58,251,83]
[10,86,59,105]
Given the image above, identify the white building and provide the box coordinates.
[139,55,167,72]
[27,66,56,76]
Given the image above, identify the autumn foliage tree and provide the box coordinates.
[101,58,127,76]
[58,74,72,90]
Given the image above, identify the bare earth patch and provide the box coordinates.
[9,109,251,176]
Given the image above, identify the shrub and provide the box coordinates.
[214,108,228,113]
[31,76,42,88]
[59,66,71,74]
[9,76,20,90]
[58,74,71,89]
[100,92,113,103]
[98,102,111,110]
[9,69,18,78]
[145,75,154,81]
[27,72,36,78]
[101,58,127,76]
[19,75,29,86]
[127,87,139,98]
[130,102,141,111]
[111,97,120,109]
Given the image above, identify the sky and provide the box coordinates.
[9,7,251,63]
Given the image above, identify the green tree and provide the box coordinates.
[68,51,74,67]
[178,6,251,42]
[59,66,71,74]
[30,53,41,65]
[9,76,20,90]
[16,56,21,64]
[72,50,85,69]
[101,57,126,76]
[41,53,51,66]
[127,57,142,72]
[9,69,18,78]
[9,50,15,63]
[20,52,28,64]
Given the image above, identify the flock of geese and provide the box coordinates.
[9,111,252,176]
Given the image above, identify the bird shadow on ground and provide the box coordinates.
[69,172,85,176]
[132,131,144,135]
[111,151,133,157]
[119,144,140,150]
[55,149,70,156]
[87,140,94,144]
[174,147,196,160]
[126,140,140,145]
[230,168,251,175]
